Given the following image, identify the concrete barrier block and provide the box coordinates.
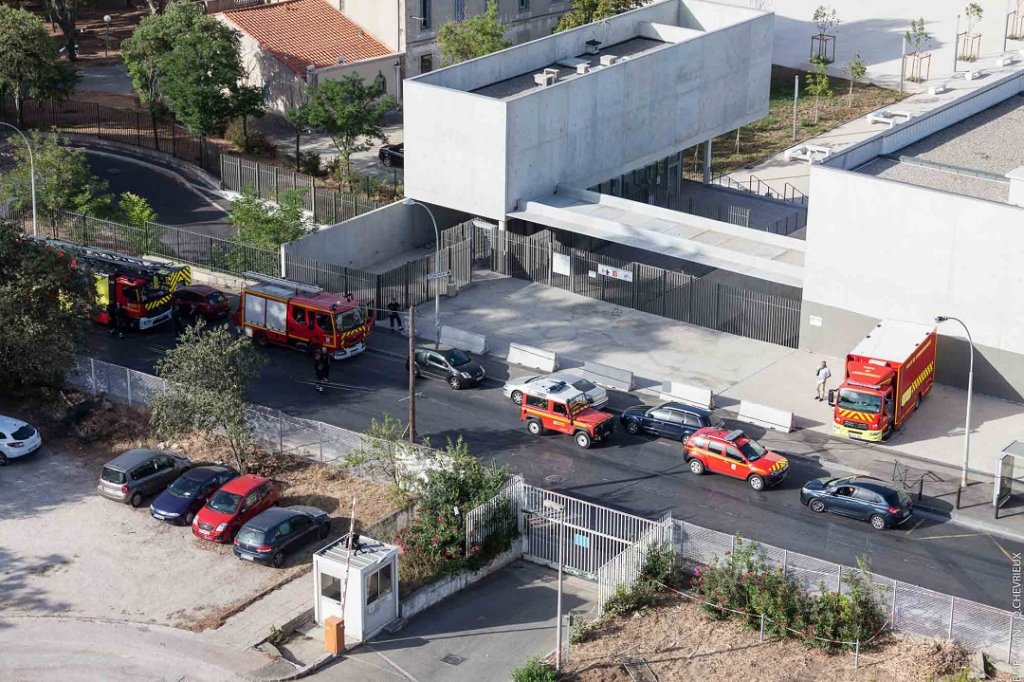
[440,326,486,354]
[580,361,634,392]
[738,401,794,433]
[659,381,713,410]
[507,343,557,372]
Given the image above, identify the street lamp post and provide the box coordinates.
[0,122,37,237]
[537,499,566,673]
[103,15,112,58]
[935,315,975,489]
[401,198,442,348]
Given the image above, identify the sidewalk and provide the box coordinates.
[389,275,1024,540]
[206,573,314,651]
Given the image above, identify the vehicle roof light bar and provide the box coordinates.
[242,271,323,296]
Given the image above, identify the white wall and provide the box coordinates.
[336,0,403,51]
[315,54,403,99]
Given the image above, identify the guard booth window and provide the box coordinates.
[321,573,340,601]
[366,564,393,604]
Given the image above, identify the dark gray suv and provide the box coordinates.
[98,448,192,507]
[409,345,486,389]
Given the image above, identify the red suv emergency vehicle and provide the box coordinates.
[683,428,789,491]
[238,272,374,360]
[520,379,615,448]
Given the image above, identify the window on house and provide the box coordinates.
[420,0,431,29]
[519,0,530,10]
[419,53,433,73]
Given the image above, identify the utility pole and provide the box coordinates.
[792,74,799,141]
[408,305,416,445]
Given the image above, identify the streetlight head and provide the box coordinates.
[401,198,415,206]
[935,315,948,324]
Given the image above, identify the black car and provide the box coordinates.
[620,402,722,442]
[800,476,913,530]
[150,464,238,526]
[410,344,486,390]
[233,505,331,568]
[379,143,404,168]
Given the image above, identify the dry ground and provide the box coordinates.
[565,593,1003,682]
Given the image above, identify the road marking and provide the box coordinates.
[990,536,1014,563]
[912,532,986,541]
[904,518,924,536]
[397,392,424,402]
[297,380,373,392]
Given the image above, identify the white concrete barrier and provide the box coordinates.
[738,401,794,433]
[440,326,486,355]
[506,343,557,372]
[581,361,634,392]
[659,381,714,410]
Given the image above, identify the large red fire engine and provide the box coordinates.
[828,320,937,442]
[238,272,374,359]
[42,239,191,331]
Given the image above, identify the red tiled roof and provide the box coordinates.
[222,0,392,77]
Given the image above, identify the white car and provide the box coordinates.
[0,416,42,465]
[502,371,609,408]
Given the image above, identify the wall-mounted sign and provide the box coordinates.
[597,264,633,282]
[552,252,571,276]
[809,315,823,327]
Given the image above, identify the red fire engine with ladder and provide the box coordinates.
[41,239,191,331]
[238,272,374,359]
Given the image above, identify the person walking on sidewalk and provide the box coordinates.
[816,361,832,401]
[387,297,404,332]
[313,347,331,393]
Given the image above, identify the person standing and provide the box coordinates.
[313,347,325,393]
[816,360,832,401]
[387,297,404,332]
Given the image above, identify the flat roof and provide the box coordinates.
[471,37,667,100]
[850,320,934,364]
[316,534,395,571]
[856,93,1024,203]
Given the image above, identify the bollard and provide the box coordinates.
[759,613,765,643]
[891,580,898,627]
[854,640,860,669]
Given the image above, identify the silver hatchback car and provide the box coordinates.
[98,448,192,508]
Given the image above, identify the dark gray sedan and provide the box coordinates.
[233,505,331,568]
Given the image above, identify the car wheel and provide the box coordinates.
[809,499,826,513]
[253,331,269,348]
[526,419,543,436]
[0,453,7,466]
[129,491,143,508]
[319,523,330,540]
[688,458,705,475]
[272,552,285,568]
[511,390,523,406]
[448,375,461,390]
[748,475,765,491]
[382,154,393,167]
[574,431,592,449]
[184,511,196,526]
[870,514,887,530]
[625,419,640,435]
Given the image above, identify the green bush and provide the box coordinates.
[603,580,657,617]
[569,617,600,644]
[225,120,276,156]
[511,657,558,682]
[641,544,685,589]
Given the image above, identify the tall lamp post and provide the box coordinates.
[0,122,37,237]
[935,315,974,489]
[401,198,441,348]
[103,15,112,58]
[528,499,566,673]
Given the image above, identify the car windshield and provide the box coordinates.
[236,527,266,546]
[445,349,472,367]
[11,424,35,440]
[572,378,597,393]
[207,490,242,514]
[101,466,126,485]
[168,476,204,498]
[335,307,364,332]
[568,395,589,417]
[738,439,767,461]
[837,389,883,414]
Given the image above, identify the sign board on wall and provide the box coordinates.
[552,253,571,276]
[597,264,633,282]
[809,315,823,327]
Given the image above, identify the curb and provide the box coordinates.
[246,652,337,682]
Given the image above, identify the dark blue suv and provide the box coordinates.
[234,506,331,568]
[150,465,238,526]
[800,476,913,530]
[620,402,723,442]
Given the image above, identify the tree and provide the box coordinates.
[230,82,266,146]
[117,192,161,254]
[344,414,426,504]
[905,18,931,55]
[0,132,111,222]
[0,221,94,394]
[843,50,866,107]
[151,323,266,474]
[556,0,648,32]
[438,1,511,65]
[964,2,983,35]
[229,186,313,250]
[45,0,81,63]
[145,0,170,14]
[289,75,398,188]
[122,2,208,150]
[812,5,839,36]
[805,60,832,123]
[0,6,77,127]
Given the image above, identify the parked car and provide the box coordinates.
[0,416,42,466]
[682,428,789,491]
[171,284,231,323]
[801,476,913,530]
[193,474,277,543]
[233,505,331,567]
[378,142,404,168]
[97,448,192,507]
[620,402,722,442]
[520,378,615,449]
[503,371,608,408]
[150,465,239,526]
[409,344,486,389]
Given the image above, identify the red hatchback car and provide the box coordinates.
[172,284,231,322]
[193,474,277,543]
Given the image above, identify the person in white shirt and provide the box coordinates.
[816,361,832,401]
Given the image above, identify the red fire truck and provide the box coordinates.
[43,239,191,331]
[828,320,937,442]
[238,272,374,359]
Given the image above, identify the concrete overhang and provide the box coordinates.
[508,186,805,288]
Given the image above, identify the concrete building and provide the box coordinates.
[220,0,403,113]
[336,0,571,79]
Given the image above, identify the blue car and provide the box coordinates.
[150,464,238,526]
[234,506,331,568]
[800,476,913,530]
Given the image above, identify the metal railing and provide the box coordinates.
[464,475,525,555]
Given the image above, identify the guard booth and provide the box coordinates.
[994,441,1024,519]
[313,534,399,645]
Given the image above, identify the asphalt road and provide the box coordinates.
[85,322,1024,613]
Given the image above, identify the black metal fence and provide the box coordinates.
[493,229,801,348]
